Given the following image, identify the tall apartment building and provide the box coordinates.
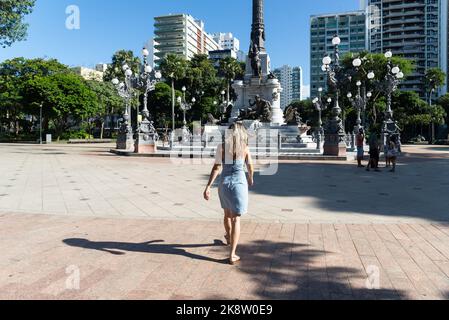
[292,67,303,101]
[365,0,448,97]
[273,65,303,109]
[144,38,158,68]
[310,11,367,98]
[153,14,220,66]
[212,32,246,62]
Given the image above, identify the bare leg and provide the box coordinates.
[223,209,232,245]
[230,213,241,263]
[390,159,396,172]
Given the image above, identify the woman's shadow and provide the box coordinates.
[63,238,229,264]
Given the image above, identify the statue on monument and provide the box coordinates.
[284,105,303,126]
[249,42,262,78]
[238,95,272,123]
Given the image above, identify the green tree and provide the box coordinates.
[218,57,244,104]
[103,50,141,82]
[85,80,123,138]
[425,68,446,102]
[0,0,35,48]
[424,68,446,142]
[159,53,188,131]
[23,72,98,139]
[147,82,183,129]
[339,52,414,126]
[438,94,449,123]
[187,54,217,92]
[0,57,68,135]
[392,91,446,141]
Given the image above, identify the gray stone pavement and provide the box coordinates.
[0,143,448,223]
[1,143,449,300]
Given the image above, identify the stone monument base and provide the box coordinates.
[116,132,134,151]
[231,52,284,126]
[323,134,347,157]
[135,133,158,154]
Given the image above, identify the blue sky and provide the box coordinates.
[0,0,360,90]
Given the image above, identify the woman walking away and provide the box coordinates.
[204,123,254,265]
[356,128,365,168]
[366,133,380,172]
[386,136,399,173]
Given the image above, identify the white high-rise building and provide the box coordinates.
[144,38,157,69]
[153,14,221,66]
[365,0,448,97]
[273,65,303,109]
[212,32,246,62]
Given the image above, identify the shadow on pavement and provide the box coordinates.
[63,237,406,300]
[209,240,405,300]
[250,159,449,222]
[63,238,229,264]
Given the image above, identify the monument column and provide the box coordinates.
[231,0,284,126]
[252,0,266,53]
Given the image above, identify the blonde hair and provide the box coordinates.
[223,122,248,163]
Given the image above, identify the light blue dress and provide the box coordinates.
[218,158,249,216]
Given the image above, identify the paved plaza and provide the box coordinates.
[0,143,449,299]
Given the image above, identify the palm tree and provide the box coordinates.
[159,54,187,132]
[218,57,243,105]
[425,68,446,143]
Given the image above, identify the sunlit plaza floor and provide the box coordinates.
[0,143,449,299]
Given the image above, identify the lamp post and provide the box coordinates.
[112,65,134,151]
[219,90,228,122]
[378,50,404,147]
[178,90,194,144]
[134,48,162,153]
[321,34,347,156]
[112,48,162,152]
[351,57,375,129]
[39,102,43,145]
[312,87,330,150]
[347,80,372,134]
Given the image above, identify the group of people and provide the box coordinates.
[356,128,401,173]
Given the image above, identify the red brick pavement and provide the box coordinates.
[1,213,449,300]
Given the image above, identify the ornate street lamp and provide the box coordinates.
[321,34,347,156]
[112,48,162,152]
[347,80,372,134]
[112,67,134,151]
[219,90,229,122]
[312,87,331,150]
[177,91,194,143]
[377,50,404,146]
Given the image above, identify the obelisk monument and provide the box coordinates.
[231,0,284,125]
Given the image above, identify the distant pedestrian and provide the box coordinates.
[203,123,254,265]
[356,128,365,168]
[386,136,399,173]
[366,133,380,172]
